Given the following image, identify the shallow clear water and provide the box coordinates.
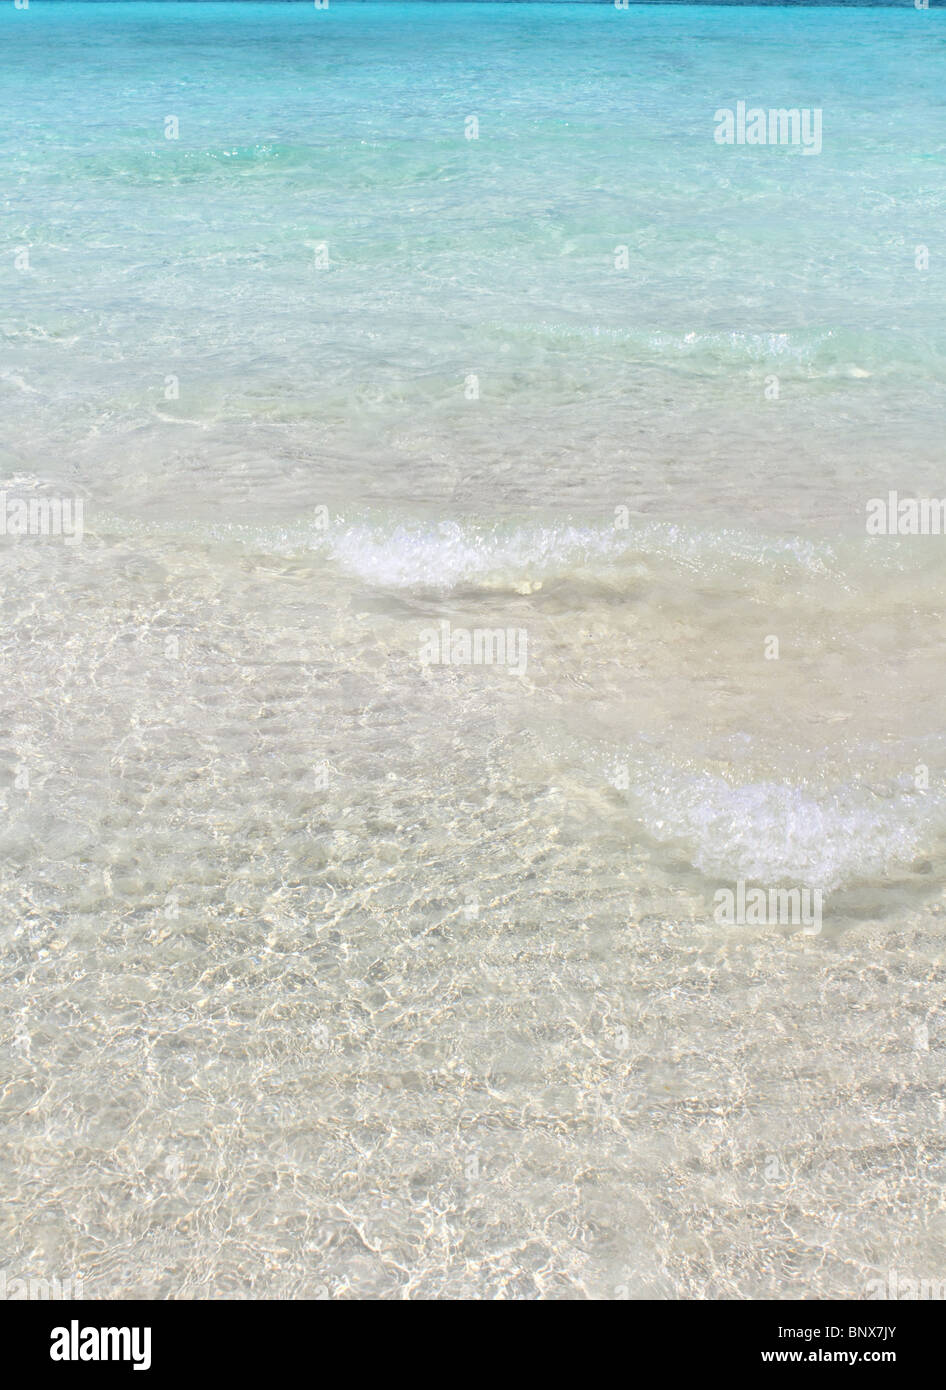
[1,2,945,1299]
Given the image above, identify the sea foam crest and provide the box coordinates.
[322,517,835,591]
[624,764,941,892]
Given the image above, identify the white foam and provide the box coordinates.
[322,516,836,591]
[623,762,941,891]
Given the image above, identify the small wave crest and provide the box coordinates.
[76,508,946,597]
[320,516,837,592]
[610,755,943,892]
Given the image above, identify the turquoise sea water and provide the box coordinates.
[2,4,946,1299]
[3,3,944,524]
